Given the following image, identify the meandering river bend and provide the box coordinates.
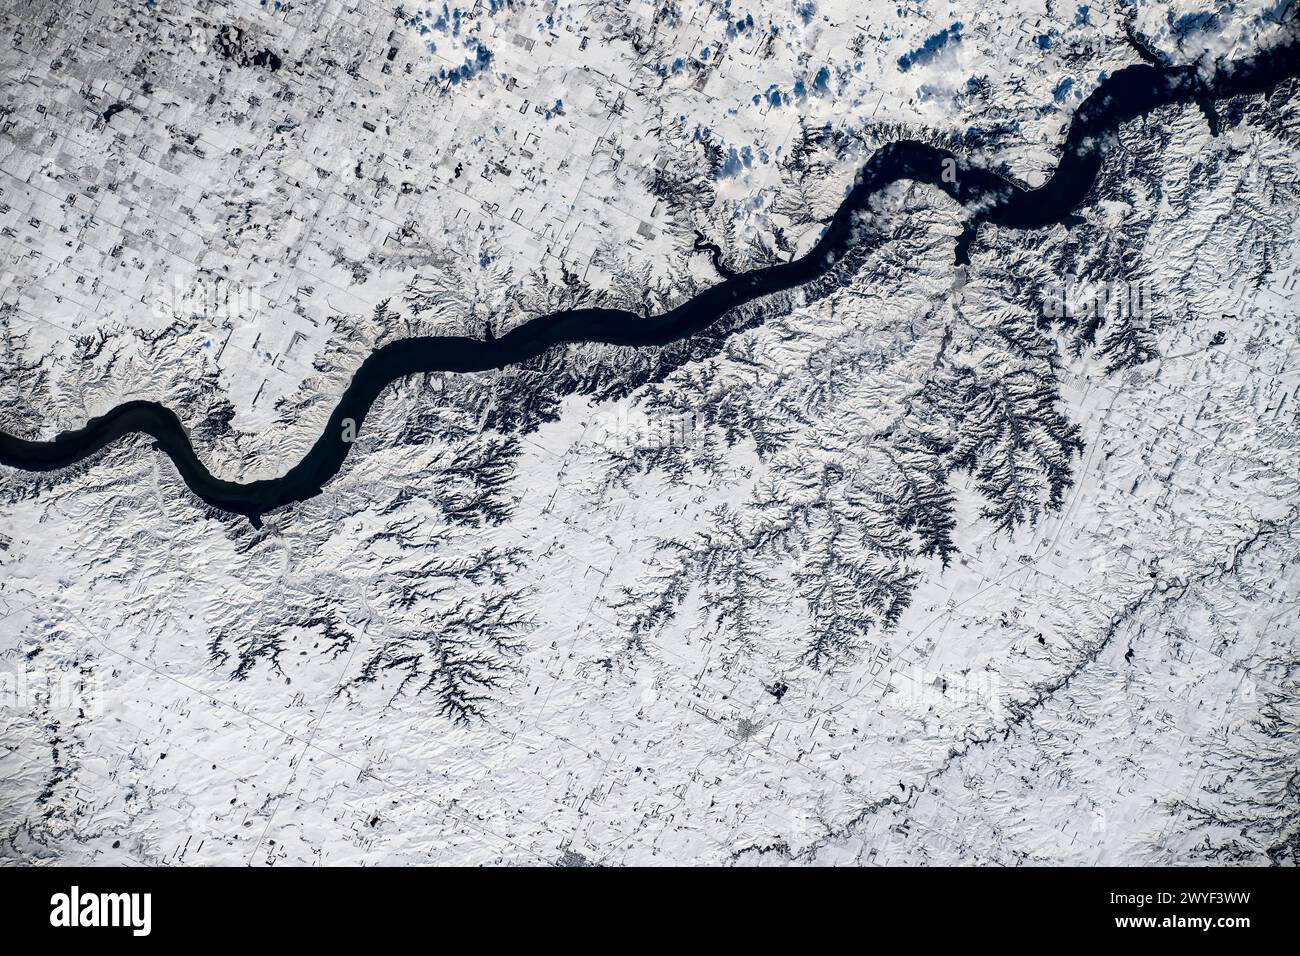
[2,39,1297,525]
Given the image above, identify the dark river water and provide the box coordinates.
[2,39,1297,525]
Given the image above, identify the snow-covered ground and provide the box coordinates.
[1,0,1297,864]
